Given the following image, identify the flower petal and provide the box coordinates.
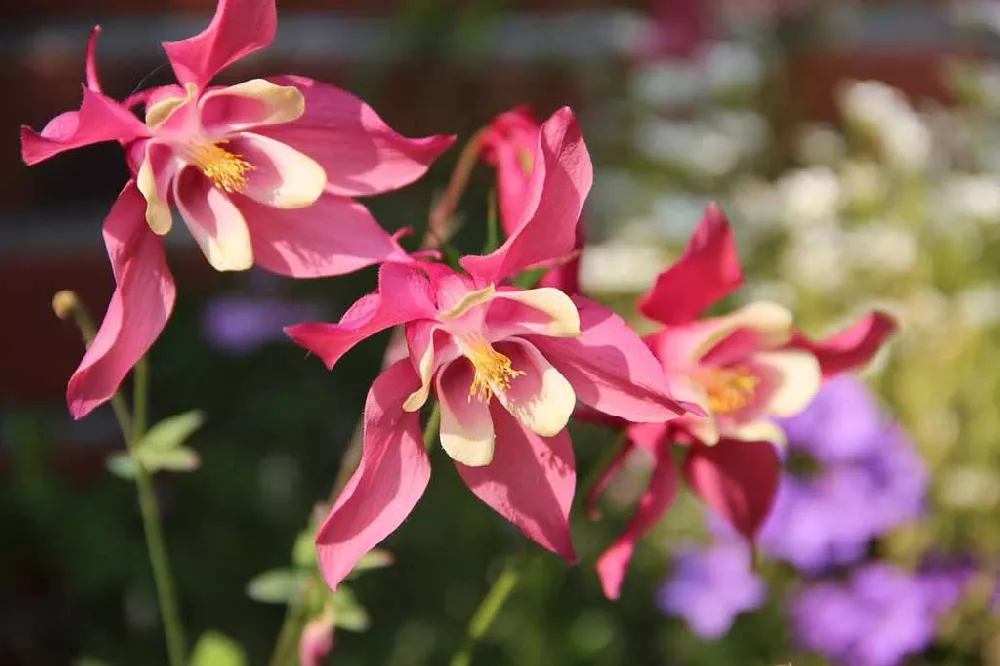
[480,106,542,233]
[487,288,581,338]
[257,75,456,196]
[21,87,149,166]
[67,181,176,419]
[285,263,436,370]
[200,79,305,132]
[753,350,822,417]
[596,450,678,600]
[85,25,103,93]
[638,203,744,325]
[315,359,430,591]
[136,141,177,235]
[528,296,687,423]
[437,360,496,467]
[174,168,253,271]
[461,107,593,284]
[683,438,781,541]
[494,340,576,438]
[456,406,577,561]
[230,132,327,209]
[239,191,411,277]
[785,311,898,379]
[162,0,277,90]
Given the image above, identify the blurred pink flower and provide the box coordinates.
[299,613,335,666]
[21,0,454,419]
[288,108,691,591]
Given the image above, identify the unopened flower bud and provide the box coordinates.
[52,290,81,320]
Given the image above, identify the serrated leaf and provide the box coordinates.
[137,411,205,452]
[189,631,247,666]
[246,569,304,604]
[106,453,138,479]
[347,549,394,578]
[292,529,317,569]
[136,446,201,474]
[332,587,371,632]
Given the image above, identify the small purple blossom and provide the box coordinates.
[203,296,325,356]
[757,376,927,573]
[792,563,957,666]
[657,541,766,639]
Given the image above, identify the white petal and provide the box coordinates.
[754,350,822,417]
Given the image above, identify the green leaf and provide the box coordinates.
[332,587,371,632]
[136,446,201,473]
[189,631,247,666]
[106,453,138,480]
[292,528,317,569]
[347,549,394,579]
[245,568,305,604]
[137,410,205,452]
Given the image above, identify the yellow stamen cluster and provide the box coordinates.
[464,335,524,402]
[699,366,760,415]
[190,140,254,193]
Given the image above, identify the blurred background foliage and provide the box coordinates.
[4,0,1000,665]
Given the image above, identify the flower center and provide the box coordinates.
[462,334,524,402]
[188,140,253,193]
[698,366,760,416]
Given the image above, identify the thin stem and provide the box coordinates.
[449,557,528,666]
[53,292,186,666]
[270,594,309,666]
[428,128,486,241]
[423,402,442,450]
[127,359,187,666]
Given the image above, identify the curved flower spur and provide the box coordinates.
[20,0,455,419]
[590,204,899,599]
[286,108,699,591]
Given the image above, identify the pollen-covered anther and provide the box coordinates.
[700,366,760,415]
[189,140,254,193]
[463,335,524,402]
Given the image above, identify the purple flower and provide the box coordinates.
[203,296,324,356]
[657,541,766,639]
[917,553,978,615]
[792,563,950,666]
[757,376,927,573]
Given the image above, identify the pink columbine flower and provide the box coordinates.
[592,204,898,599]
[21,0,454,419]
[299,612,335,666]
[286,108,694,591]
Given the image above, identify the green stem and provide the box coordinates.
[127,358,187,666]
[449,557,527,666]
[423,402,442,450]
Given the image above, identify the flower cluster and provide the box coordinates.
[22,0,897,616]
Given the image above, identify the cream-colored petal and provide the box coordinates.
[403,335,436,413]
[437,363,496,467]
[493,288,581,337]
[174,170,254,272]
[683,412,721,446]
[236,132,327,208]
[200,79,305,129]
[146,82,197,130]
[728,418,787,448]
[136,148,173,235]
[754,350,822,417]
[495,341,576,438]
[692,301,795,360]
[439,284,496,320]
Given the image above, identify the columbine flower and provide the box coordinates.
[757,376,927,573]
[480,106,542,233]
[657,540,766,639]
[21,0,454,418]
[590,204,898,599]
[287,108,691,590]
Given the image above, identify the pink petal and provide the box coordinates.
[596,450,678,600]
[528,296,687,423]
[240,191,411,278]
[21,87,149,166]
[285,263,436,370]
[537,226,584,296]
[682,438,781,541]
[85,25,103,93]
[456,406,577,561]
[315,360,430,591]
[67,181,176,419]
[173,168,253,271]
[162,0,276,90]
[199,79,305,133]
[480,106,542,233]
[785,311,898,379]
[461,107,593,284]
[299,615,335,666]
[256,75,456,197]
[638,204,744,325]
